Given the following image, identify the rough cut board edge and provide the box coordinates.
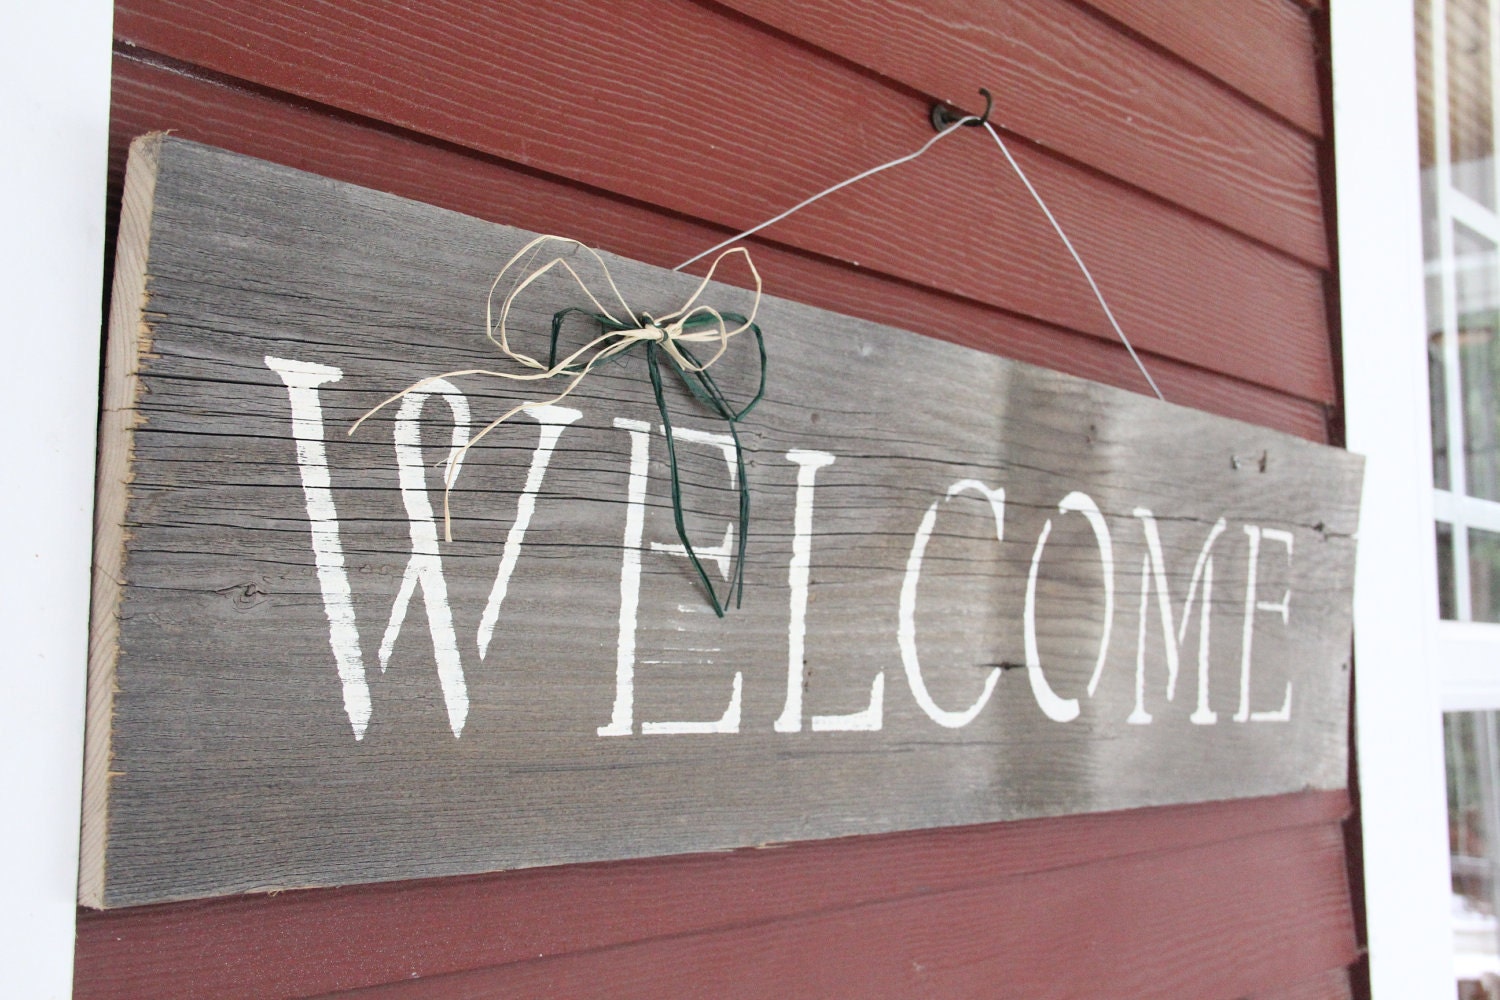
[80,133,161,908]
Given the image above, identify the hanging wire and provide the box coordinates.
[976,119,1164,402]
[675,98,1165,402]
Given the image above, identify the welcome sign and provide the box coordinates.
[82,137,1363,907]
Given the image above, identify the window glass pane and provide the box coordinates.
[1450,0,1496,207]
[1457,225,1500,500]
[1443,522,1461,620]
[1448,711,1500,994]
[1422,0,1453,489]
[1438,322,1455,491]
[1471,526,1500,622]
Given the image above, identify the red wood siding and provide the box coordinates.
[1078,0,1325,136]
[77,792,1355,999]
[719,0,1328,264]
[110,0,1336,404]
[80,1,1357,996]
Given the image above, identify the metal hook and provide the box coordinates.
[929,88,993,132]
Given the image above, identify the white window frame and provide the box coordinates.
[1334,3,1495,994]
[0,2,114,997]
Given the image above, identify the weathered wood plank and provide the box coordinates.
[108,52,1340,433]
[112,0,1339,398]
[73,789,1350,1000]
[84,136,1362,907]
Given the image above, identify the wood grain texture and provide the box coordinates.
[718,0,1327,261]
[108,52,1336,439]
[111,0,1338,401]
[73,789,1352,1000]
[85,137,1361,907]
[1077,0,1325,136]
[300,823,1356,999]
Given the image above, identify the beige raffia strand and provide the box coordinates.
[351,235,763,540]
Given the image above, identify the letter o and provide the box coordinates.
[1023,518,1081,722]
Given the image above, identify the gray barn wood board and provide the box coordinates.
[82,135,1363,908]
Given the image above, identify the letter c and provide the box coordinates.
[899,480,1004,728]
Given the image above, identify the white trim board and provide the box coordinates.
[1333,5,1458,995]
[0,2,114,997]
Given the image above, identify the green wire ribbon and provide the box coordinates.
[548,307,767,616]
[352,236,767,618]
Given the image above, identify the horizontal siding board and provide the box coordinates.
[112,1,1337,403]
[74,791,1350,1000]
[719,0,1327,262]
[1078,0,1325,136]
[305,822,1356,1000]
[1250,966,1353,1000]
[108,53,1332,438]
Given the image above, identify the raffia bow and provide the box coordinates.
[352,235,766,616]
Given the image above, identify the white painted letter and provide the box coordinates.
[599,418,651,736]
[777,449,882,733]
[899,480,1004,729]
[1129,510,1227,725]
[648,425,739,579]
[1130,555,1153,724]
[476,405,582,660]
[602,421,746,736]
[1023,519,1080,723]
[812,674,885,732]
[637,425,745,734]
[266,356,371,740]
[641,672,744,734]
[777,448,832,733]
[377,381,471,738]
[1237,526,1295,722]
[1063,491,1116,701]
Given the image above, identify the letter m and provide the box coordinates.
[1129,509,1228,725]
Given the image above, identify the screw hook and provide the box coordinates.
[929,88,993,132]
